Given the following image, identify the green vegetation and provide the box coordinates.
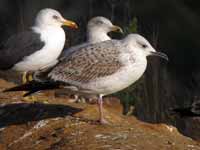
[124,17,138,34]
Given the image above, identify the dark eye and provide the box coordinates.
[137,41,148,48]
[141,44,147,48]
[53,15,59,20]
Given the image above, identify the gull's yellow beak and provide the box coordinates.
[110,25,123,33]
[61,19,78,29]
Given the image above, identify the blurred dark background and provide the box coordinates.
[0,0,200,140]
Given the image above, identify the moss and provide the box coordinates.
[124,17,138,34]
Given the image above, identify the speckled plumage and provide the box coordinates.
[50,40,124,84]
[5,33,168,124]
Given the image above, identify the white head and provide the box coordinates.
[34,8,78,29]
[124,34,168,60]
[87,16,123,43]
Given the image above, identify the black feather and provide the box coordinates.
[0,29,45,70]
[3,81,61,97]
[170,101,200,117]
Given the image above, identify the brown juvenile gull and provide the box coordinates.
[61,16,123,102]
[0,8,78,84]
[4,33,168,124]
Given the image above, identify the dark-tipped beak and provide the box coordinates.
[110,25,123,33]
[150,51,169,61]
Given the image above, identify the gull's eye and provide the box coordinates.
[137,41,148,49]
[141,44,147,48]
[53,15,59,20]
[96,20,104,24]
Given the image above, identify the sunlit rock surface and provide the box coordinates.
[0,79,199,150]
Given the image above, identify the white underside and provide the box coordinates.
[13,26,65,72]
[86,62,147,96]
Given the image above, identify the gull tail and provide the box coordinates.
[170,101,200,117]
[3,81,61,97]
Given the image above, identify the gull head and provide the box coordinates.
[87,16,123,34]
[35,8,78,29]
[125,34,168,61]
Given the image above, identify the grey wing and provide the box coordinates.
[48,40,123,84]
[0,30,45,70]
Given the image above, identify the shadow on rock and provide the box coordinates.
[0,102,82,127]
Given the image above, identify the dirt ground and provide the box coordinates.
[0,79,199,150]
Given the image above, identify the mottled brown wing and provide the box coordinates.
[48,40,124,84]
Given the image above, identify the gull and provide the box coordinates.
[61,16,123,56]
[60,16,123,102]
[0,8,78,84]
[86,16,123,43]
[4,33,168,124]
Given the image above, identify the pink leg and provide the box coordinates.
[97,95,107,124]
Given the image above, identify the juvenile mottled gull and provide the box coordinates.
[0,8,78,84]
[61,16,123,102]
[62,16,123,56]
[4,33,168,124]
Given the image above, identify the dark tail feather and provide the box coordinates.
[23,90,41,97]
[170,106,200,117]
[170,107,193,117]
[3,81,61,97]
